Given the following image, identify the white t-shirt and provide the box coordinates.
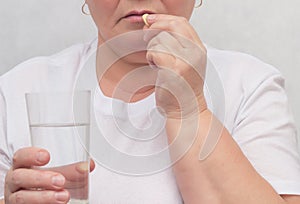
[1,38,300,203]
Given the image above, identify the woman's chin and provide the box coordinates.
[119,51,149,67]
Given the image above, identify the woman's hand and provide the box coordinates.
[144,14,207,119]
[4,147,69,203]
[4,147,95,204]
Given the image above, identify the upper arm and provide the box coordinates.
[233,73,300,195]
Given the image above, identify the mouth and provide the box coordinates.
[121,10,155,24]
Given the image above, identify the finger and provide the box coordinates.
[13,147,50,169]
[146,22,202,50]
[146,31,180,67]
[145,14,181,25]
[6,168,65,193]
[145,14,191,33]
[75,159,95,173]
[148,31,206,72]
[144,14,201,44]
[45,162,89,189]
[147,30,199,68]
[90,159,96,172]
[147,31,180,53]
[143,14,206,70]
[146,44,177,70]
[8,189,70,204]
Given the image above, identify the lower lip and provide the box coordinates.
[123,15,144,24]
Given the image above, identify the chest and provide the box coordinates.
[89,166,183,204]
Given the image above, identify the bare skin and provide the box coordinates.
[3,147,95,204]
[2,0,300,203]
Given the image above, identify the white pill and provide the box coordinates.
[142,13,150,26]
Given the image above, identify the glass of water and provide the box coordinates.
[25,90,91,204]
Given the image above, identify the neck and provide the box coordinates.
[96,38,157,103]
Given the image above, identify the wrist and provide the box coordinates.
[162,94,207,120]
[165,109,212,166]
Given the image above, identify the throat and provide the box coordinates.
[100,78,155,103]
[96,49,158,103]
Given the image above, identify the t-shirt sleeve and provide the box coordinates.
[233,73,300,195]
[0,87,12,199]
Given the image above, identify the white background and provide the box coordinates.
[0,0,299,141]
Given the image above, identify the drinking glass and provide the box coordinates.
[26,90,91,204]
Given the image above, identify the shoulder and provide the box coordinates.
[205,46,288,132]
[0,38,97,100]
[207,46,281,76]
[0,38,96,95]
[0,39,96,85]
[206,45,284,94]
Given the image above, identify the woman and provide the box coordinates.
[1,0,300,203]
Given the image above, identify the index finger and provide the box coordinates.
[143,14,202,45]
[13,147,50,169]
[143,14,180,27]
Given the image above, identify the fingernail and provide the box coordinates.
[36,151,48,163]
[147,14,156,23]
[55,191,69,202]
[52,175,65,187]
[76,162,89,173]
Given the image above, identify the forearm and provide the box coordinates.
[0,199,4,204]
[166,110,286,204]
